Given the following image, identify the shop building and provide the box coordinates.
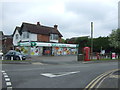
[13,22,63,46]
[13,22,78,56]
[17,42,78,56]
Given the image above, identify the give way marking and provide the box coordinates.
[41,71,80,78]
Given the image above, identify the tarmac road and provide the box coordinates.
[1,56,119,89]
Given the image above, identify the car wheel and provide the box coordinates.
[5,56,9,60]
[16,57,20,60]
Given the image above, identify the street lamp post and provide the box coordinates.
[91,22,93,60]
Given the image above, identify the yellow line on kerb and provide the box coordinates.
[84,69,119,89]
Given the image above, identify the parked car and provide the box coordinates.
[4,50,26,60]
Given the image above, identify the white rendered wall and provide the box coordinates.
[13,30,21,46]
[21,32,37,41]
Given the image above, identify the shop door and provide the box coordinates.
[43,47,52,56]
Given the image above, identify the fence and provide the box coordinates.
[92,53,120,60]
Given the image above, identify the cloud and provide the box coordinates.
[63,0,118,38]
[65,0,109,20]
[1,0,119,39]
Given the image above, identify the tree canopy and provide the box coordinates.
[109,29,120,49]
[64,29,120,54]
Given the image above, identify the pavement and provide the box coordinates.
[84,69,120,89]
[31,55,78,64]
[30,55,119,65]
[97,69,120,88]
[1,55,119,65]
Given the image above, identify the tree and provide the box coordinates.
[75,36,89,53]
[93,37,111,53]
[64,35,120,54]
[61,38,66,43]
[109,29,120,49]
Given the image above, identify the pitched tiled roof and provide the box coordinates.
[12,26,21,36]
[21,22,63,37]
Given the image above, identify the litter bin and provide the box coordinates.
[77,54,84,61]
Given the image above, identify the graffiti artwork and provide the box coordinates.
[31,47,39,55]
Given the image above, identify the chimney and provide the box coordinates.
[54,24,58,29]
[37,22,40,25]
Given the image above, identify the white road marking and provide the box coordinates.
[96,76,107,88]
[5,78,10,81]
[41,71,80,78]
[6,82,12,86]
[7,86,12,88]
[2,71,5,73]
[7,87,12,89]
[3,73,7,75]
[4,75,9,78]
[41,73,56,77]
[2,70,13,89]
[85,69,119,89]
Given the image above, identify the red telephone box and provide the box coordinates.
[83,47,90,61]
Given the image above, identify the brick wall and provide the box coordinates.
[3,37,13,53]
[37,34,49,42]
[59,37,62,43]
[37,34,62,43]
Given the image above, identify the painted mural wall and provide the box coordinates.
[15,46,43,56]
[16,42,78,56]
[30,47,39,55]
[52,47,77,56]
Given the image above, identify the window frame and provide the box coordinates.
[50,34,58,40]
[22,31,29,39]
[16,34,19,39]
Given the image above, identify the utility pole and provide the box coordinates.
[91,22,93,60]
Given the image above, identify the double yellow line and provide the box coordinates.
[84,69,119,90]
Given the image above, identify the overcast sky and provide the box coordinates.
[0,0,119,39]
